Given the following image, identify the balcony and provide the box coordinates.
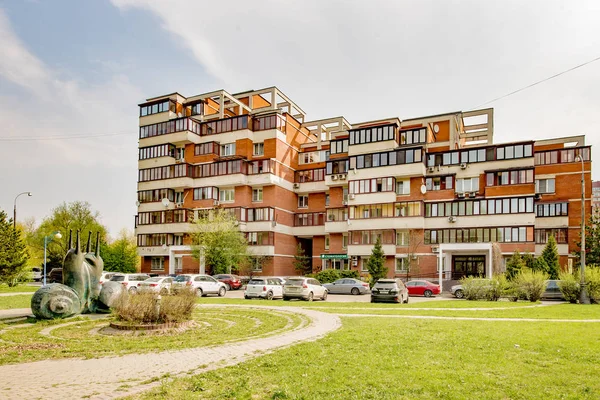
[139,117,202,146]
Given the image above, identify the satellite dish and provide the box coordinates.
[162,198,171,207]
[433,124,440,133]
[135,200,141,207]
[420,185,427,195]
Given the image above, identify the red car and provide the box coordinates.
[213,274,243,290]
[405,280,441,297]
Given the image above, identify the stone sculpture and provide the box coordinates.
[31,230,124,319]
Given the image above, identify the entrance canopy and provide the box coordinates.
[437,243,493,284]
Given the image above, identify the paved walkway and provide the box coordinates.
[0,305,341,400]
[0,292,34,297]
[338,313,600,322]
[0,308,33,319]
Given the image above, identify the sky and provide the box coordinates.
[0,0,599,237]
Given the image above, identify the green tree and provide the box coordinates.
[573,214,600,266]
[366,237,387,286]
[34,201,107,270]
[190,210,247,275]
[103,230,139,273]
[542,235,560,279]
[533,256,549,274]
[505,250,525,281]
[0,210,30,286]
[293,243,311,275]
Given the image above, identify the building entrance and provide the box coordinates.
[452,255,486,279]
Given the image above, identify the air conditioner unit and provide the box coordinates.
[342,200,348,205]
[428,166,435,173]
[293,183,300,189]
[457,192,465,199]
[349,194,356,200]
[534,193,542,200]
[331,175,339,181]
[213,200,220,206]
[338,174,347,180]
[469,192,477,198]
[351,256,358,266]
[175,202,183,208]
[448,216,457,223]
[460,163,468,169]
[431,246,439,253]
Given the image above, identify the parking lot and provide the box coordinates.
[223,287,455,303]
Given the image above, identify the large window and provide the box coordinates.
[327,208,348,222]
[425,226,533,244]
[396,180,410,195]
[137,233,173,247]
[139,164,188,182]
[193,187,218,200]
[486,169,534,186]
[426,143,533,167]
[300,150,328,165]
[396,230,409,246]
[534,229,568,244]
[140,100,173,117]
[425,197,534,217]
[298,195,309,208]
[455,177,480,193]
[246,232,274,246]
[294,212,325,226]
[194,142,218,156]
[201,115,249,136]
[247,207,274,222]
[395,257,409,273]
[349,148,422,170]
[399,128,426,145]
[349,124,396,145]
[252,188,263,202]
[253,142,264,156]
[326,159,349,174]
[426,176,453,191]
[139,117,201,139]
[295,168,325,182]
[253,114,286,132]
[350,230,395,245]
[219,188,235,203]
[536,178,556,194]
[330,139,349,154]
[349,202,421,219]
[220,143,236,157]
[138,189,174,203]
[349,177,395,194]
[139,144,174,160]
[536,202,568,217]
[535,147,591,165]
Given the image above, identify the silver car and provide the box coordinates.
[371,279,409,303]
[323,278,370,295]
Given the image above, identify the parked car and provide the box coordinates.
[323,278,370,295]
[99,272,116,286]
[451,279,494,299]
[371,279,409,303]
[244,277,284,300]
[213,274,243,290]
[31,267,42,282]
[542,280,565,300]
[406,280,441,297]
[138,276,173,294]
[271,277,287,285]
[47,268,63,284]
[109,273,151,293]
[172,274,227,297]
[283,277,327,301]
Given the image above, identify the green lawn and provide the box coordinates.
[135,316,600,399]
[0,294,33,310]
[0,307,306,365]
[0,284,38,293]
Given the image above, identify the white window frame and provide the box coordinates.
[253,142,264,156]
[252,188,263,202]
[395,256,409,273]
[396,230,409,246]
[220,143,236,157]
[536,178,556,194]
[396,179,410,195]
[361,257,369,272]
[325,235,330,250]
[298,195,309,208]
[342,234,348,249]
[151,257,164,271]
[219,188,235,203]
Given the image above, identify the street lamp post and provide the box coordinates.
[13,192,32,229]
[43,231,62,286]
[576,155,590,304]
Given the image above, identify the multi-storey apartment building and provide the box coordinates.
[136,87,592,283]
[593,181,600,216]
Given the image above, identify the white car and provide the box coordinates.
[244,277,284,300]
[31,267,42,282]
[137,277,173,294]
[172,274,227,297]
[283,277,327,301]
[99,272,116,286]
[109,273,151,293]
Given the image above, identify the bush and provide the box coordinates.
[112,288,196,324]
[558,272,580,303]
[585,267,600,303]
[460,277,501,301]
[497,274,518,301]
[340,270,360,279]
[315,269,341,283]
[515,270,548,302]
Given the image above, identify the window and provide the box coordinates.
[400,128,426,145]
[396,180,410,195]
[456,177,480,193]
[325,235,330,250]
[219,188,234,203]
[535,147,591,165]
[193,187,218,200]
[536,202,568,217]
[486,169,534,186]
[296,168,325,182]
[325,193,330,206]
[246,232,274,246]
[253,143,264,156]
[536,178,556,194]
[151,257,165,271]
[342,234,348,249]
[426,176,453,191]
[252,188,263,202]
[425,197,534,217]
[139,144,174,160]
[361,257,369,271]
[534,229,567,244]
[350,148,421,170]
[298,195,309,208]
[140,101,172,117]
[326,159,349,174]
[349,125,395,145]
[349,178,395,194]
[220,143,236,157]
[395,257,409,272]
[330,139,349,154]
[396,230,409,246]
[425,226,533,244]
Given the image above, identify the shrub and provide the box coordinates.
[497,274,518,301]
[585,267,600,303]
[460,277,501,301]
[340,270,360,279]
[315,269,341,283]
[558,272,580,303]
[112,288,196,324]
[515,270,548,302]
[505,251,525,281]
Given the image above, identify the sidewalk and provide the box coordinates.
[0,292,34,297]
[0,308,33,320]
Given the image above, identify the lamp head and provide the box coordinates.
[27,192,32,197]
[55,232,62,240]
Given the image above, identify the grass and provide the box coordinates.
[0,307,306,365]
[0,294,33,310]
[0,284,38,293]
[134,316,600,400]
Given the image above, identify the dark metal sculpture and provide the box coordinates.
[31,230,123,319]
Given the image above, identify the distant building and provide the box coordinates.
[593,181,600,217]
[135,86,593,281]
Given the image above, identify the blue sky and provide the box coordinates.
[1,0,599,236]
